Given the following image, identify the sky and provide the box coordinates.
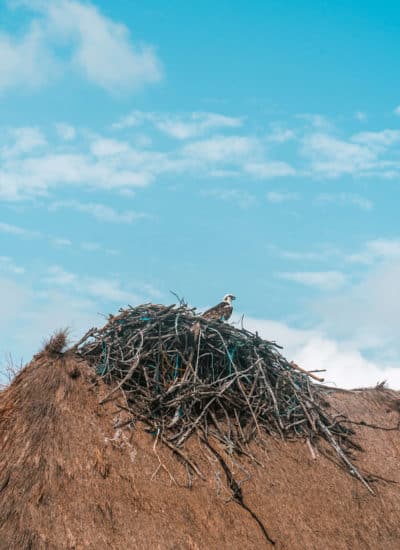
[1,0,400,389]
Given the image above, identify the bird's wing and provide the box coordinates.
[222,304,233,320]
[202,302,226,319]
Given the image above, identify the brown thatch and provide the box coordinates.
[0,344,400,548]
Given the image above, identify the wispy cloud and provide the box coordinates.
[51,237,72,248]
[302,133,376,177]
[4,114,400,203]
[302,127,400,179]
[347,238,400,264]
[113,111,243,138]
[182,135,258,162]
[242,316,400,389]
[354,111,367,122]
[45,265,162,303]
[50,200,149,224]
[315,192,373,211]
[0,148,152,200]
[266,191,298,203]
[0,0,162,94]
[80,242,119,255]
[267,243,340,262]
[316,260,400,362]
[0,256,24,275]
[0,221,39,237]
[352,129,400,149]
[55,123,76,141]
[201,188,255,208]
[0,17,56,92]
[296,113,332,130]
[90,138,131,157]
[244,161,296,178]
[278,270,346,290]
[1,127,47,158]
[46,265,140,302]
[267,125,295,143]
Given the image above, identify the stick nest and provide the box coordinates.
[75,303,373,492]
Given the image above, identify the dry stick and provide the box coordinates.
[342,419,400,432]
[287,374,316,432]
[316,419,374,495]
[290,361,325,383]
[194,328,202,380]
[209,327,262,439]
[256,355,285,434]
[99,331,144,404]
[151,429,178,485]
[173,397,218,446]
[161,437,205,479]
[69,327,97,352]
[306,438,317,460]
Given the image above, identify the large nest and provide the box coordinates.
[75,302,373,494]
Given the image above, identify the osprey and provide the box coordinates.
[202,294,236,322]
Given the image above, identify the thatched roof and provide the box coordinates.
[0,322,400,549]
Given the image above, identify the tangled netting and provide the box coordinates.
[74,303,373,495]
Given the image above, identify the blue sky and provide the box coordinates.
[1,0,400,388]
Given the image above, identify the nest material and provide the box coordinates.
[42,329,69,355]
[75,303,373,493]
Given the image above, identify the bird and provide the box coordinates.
[202,294,236,322]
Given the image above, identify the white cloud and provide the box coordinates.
[316,192,373,211]
[366,239,400,258]
[1,127,47,158]
[50,200,148,224]
[279,270,346,291]
[0,221,38,237]
[0,20,56,92]
[0,0,162,94]
[352,129,400,149]
[45,265,162,304]
[355,111,367,122]
[316,260,400,362]
[182,135,258,162]
[0,277,31,326]
[267,243,341,263]
[202,188,255,208]
[81,242,101,252]
[113,111,243,139]
[85,279,137,302]
[1,127,267,200]
[51,237,72,247]
[241,316,400,389]
[302,128,400,179]
[0,151,152,200]
[245,161,296,178]
[302,133,376,177]
[55,123,76,141]
[393,105,400,116]
[46,265,139,302]
[267,126,295,143]
[346,238,400,265]
[0,269,163,363]
[90,138,131,157]
[296,113,332,130]
[266,191,298,203]
[0,256,24,275]
[156,113,242,139]
[5,114,400,203]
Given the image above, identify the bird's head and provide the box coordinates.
[223,294,236,304]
